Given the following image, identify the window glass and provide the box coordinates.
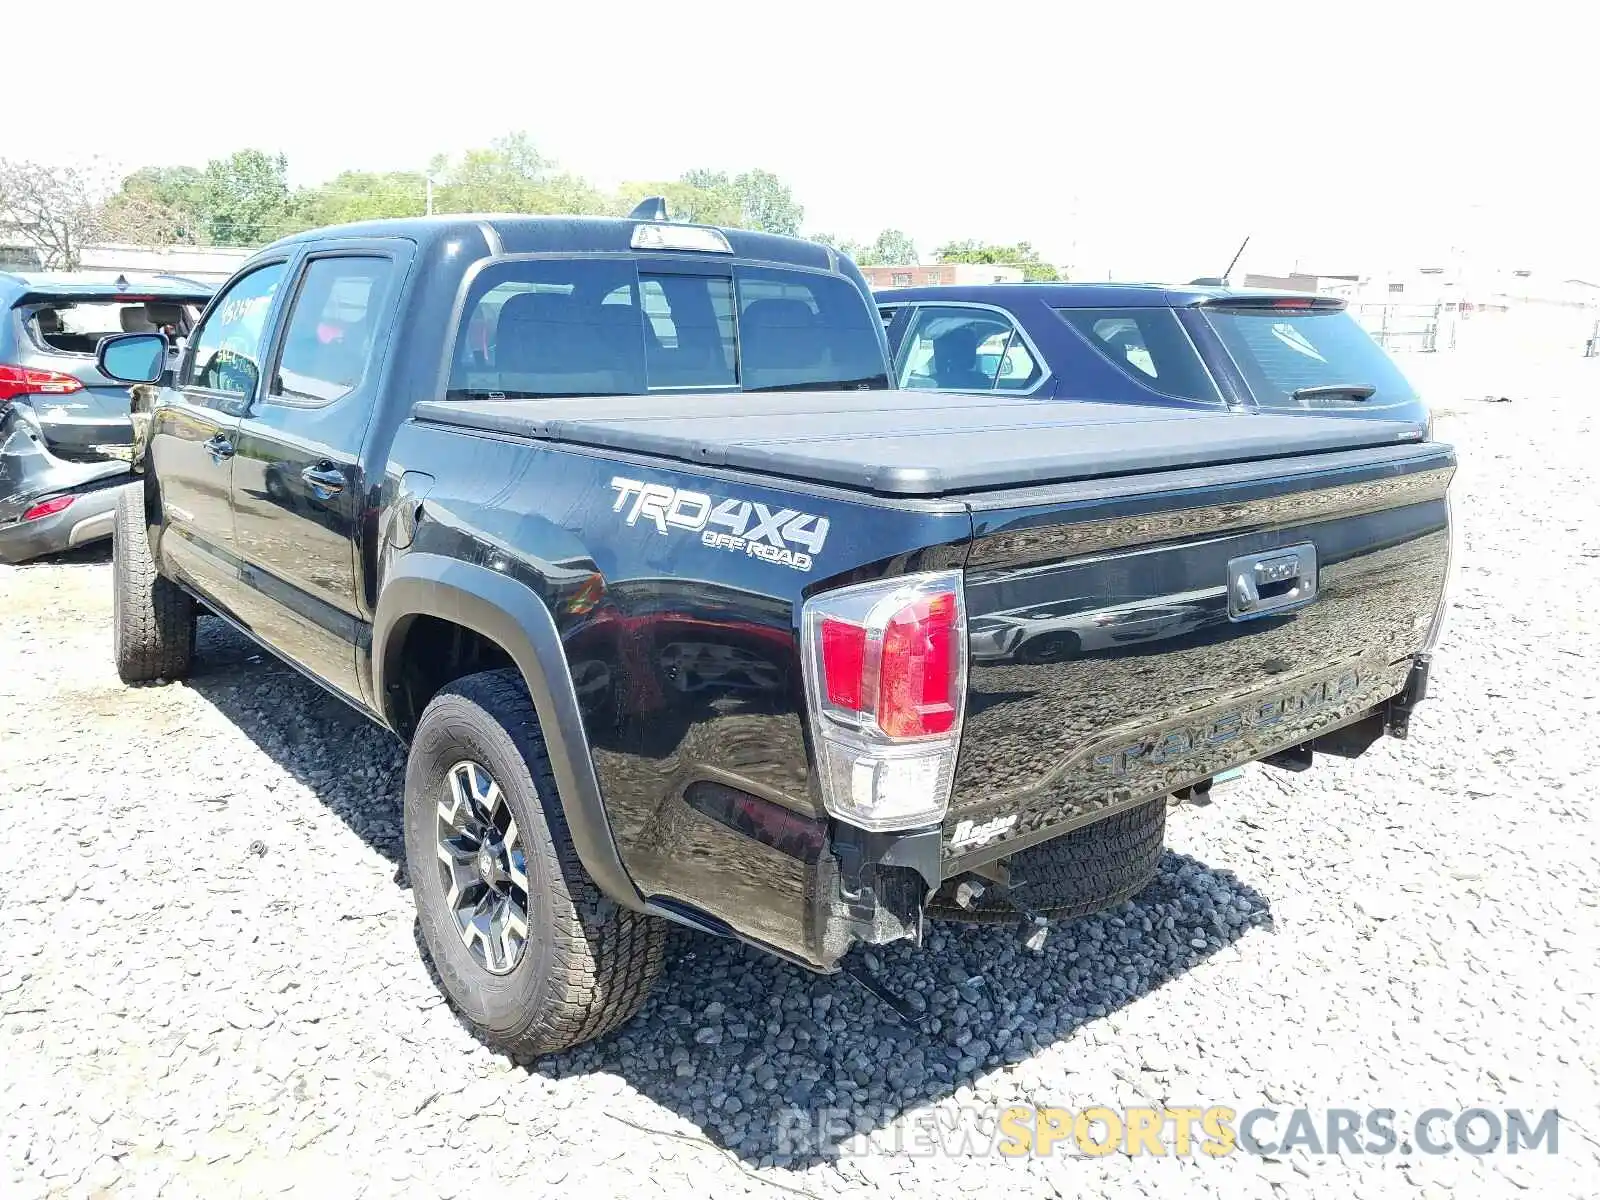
[638,272,736,389]
[30,300,202,356]
[1202,307,1419,413]
[188,264,287,395]
[993,332,1041,391]
[1056,307,1222,404]
[735,267,888,392]
[896,307,1013,391]
[271,257,394,405]
[448,259,646,399]
[447,260,888,398]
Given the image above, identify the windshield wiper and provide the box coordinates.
[1292,383,1376,403]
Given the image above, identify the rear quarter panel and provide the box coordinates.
[386,419,970,962]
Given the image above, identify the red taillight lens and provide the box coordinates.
[820,617,867,710]
[0,364,85,402]
[810,579,964,740]
[877,592,958,737]
[801,570,968,831]
[22,495,74,521]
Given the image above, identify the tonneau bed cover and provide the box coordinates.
[412,392,1426,497]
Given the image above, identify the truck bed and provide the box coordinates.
[412,392,1427,497]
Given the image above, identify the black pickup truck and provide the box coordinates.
[96,210,1455,1057]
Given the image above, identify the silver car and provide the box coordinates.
[0,271,212,562]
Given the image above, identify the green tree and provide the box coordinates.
[96,166,205,245]
[855,228,918,266]
[287,171,428,230]
[424,132,607,216]
[809,232,870,261]
[677,168,802,234]
[934,239,1061,281]
[731,169,802,236]
[199,150,292,246]
[615,180,742,226]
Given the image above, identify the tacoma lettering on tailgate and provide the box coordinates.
[1093,668,1363,778]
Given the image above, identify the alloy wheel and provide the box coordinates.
[435,760,529,975]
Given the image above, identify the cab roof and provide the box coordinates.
[874,281,1345,310]
[264,214,838,274]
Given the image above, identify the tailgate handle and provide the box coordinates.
[1227,542,1317,620]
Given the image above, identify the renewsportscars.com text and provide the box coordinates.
[776,1105,1561,1159]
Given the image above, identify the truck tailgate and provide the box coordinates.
[946,440,1454,870]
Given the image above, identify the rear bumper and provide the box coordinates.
[0,483,127,563]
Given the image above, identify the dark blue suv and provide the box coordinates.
[874,283,1429,426]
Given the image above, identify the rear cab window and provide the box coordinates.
[447,258,887,400]
[1201,304,1421,416]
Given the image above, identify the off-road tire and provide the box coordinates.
[928,797,1166,924]
[403,668,667,1058]
[112,486,195,683]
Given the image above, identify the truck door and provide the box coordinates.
[148,260,290,611]
[227,249,404,705]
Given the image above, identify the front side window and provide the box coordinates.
[447,259,887,399]
[271,257,395,405]
[187,263,287,396]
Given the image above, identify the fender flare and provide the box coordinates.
[372,552,645,912]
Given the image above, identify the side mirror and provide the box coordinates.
[96,332,168,384]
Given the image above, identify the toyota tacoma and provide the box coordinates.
[95,208,1455,1056]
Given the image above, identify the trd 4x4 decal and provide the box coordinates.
[609,477,829,572]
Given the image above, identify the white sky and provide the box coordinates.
[13,0,1598,280]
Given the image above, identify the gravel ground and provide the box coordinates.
[2,383,1597,1198]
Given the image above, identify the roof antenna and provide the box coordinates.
[1221,234,1250,284]
[1189,235,1249,288]
[628,196,669,222]
[115,273,130,291]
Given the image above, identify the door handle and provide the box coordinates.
[205,434,234,461]
[301,464,345,498]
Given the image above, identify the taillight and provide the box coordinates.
[22,495,74,522]
[0,364,85,402]
[801,570,967,831]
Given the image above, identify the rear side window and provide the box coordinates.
[1203,308,1419,412]
[270,257,395,405]
[447,259,887,399]
[1056,308,1221,404]
[896,306,1042,393]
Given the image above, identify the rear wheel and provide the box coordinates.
[403,668,666,1057]
[928,797,1166,923]
[112,487,194,683]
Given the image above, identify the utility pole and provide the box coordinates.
[425,175,434,217]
